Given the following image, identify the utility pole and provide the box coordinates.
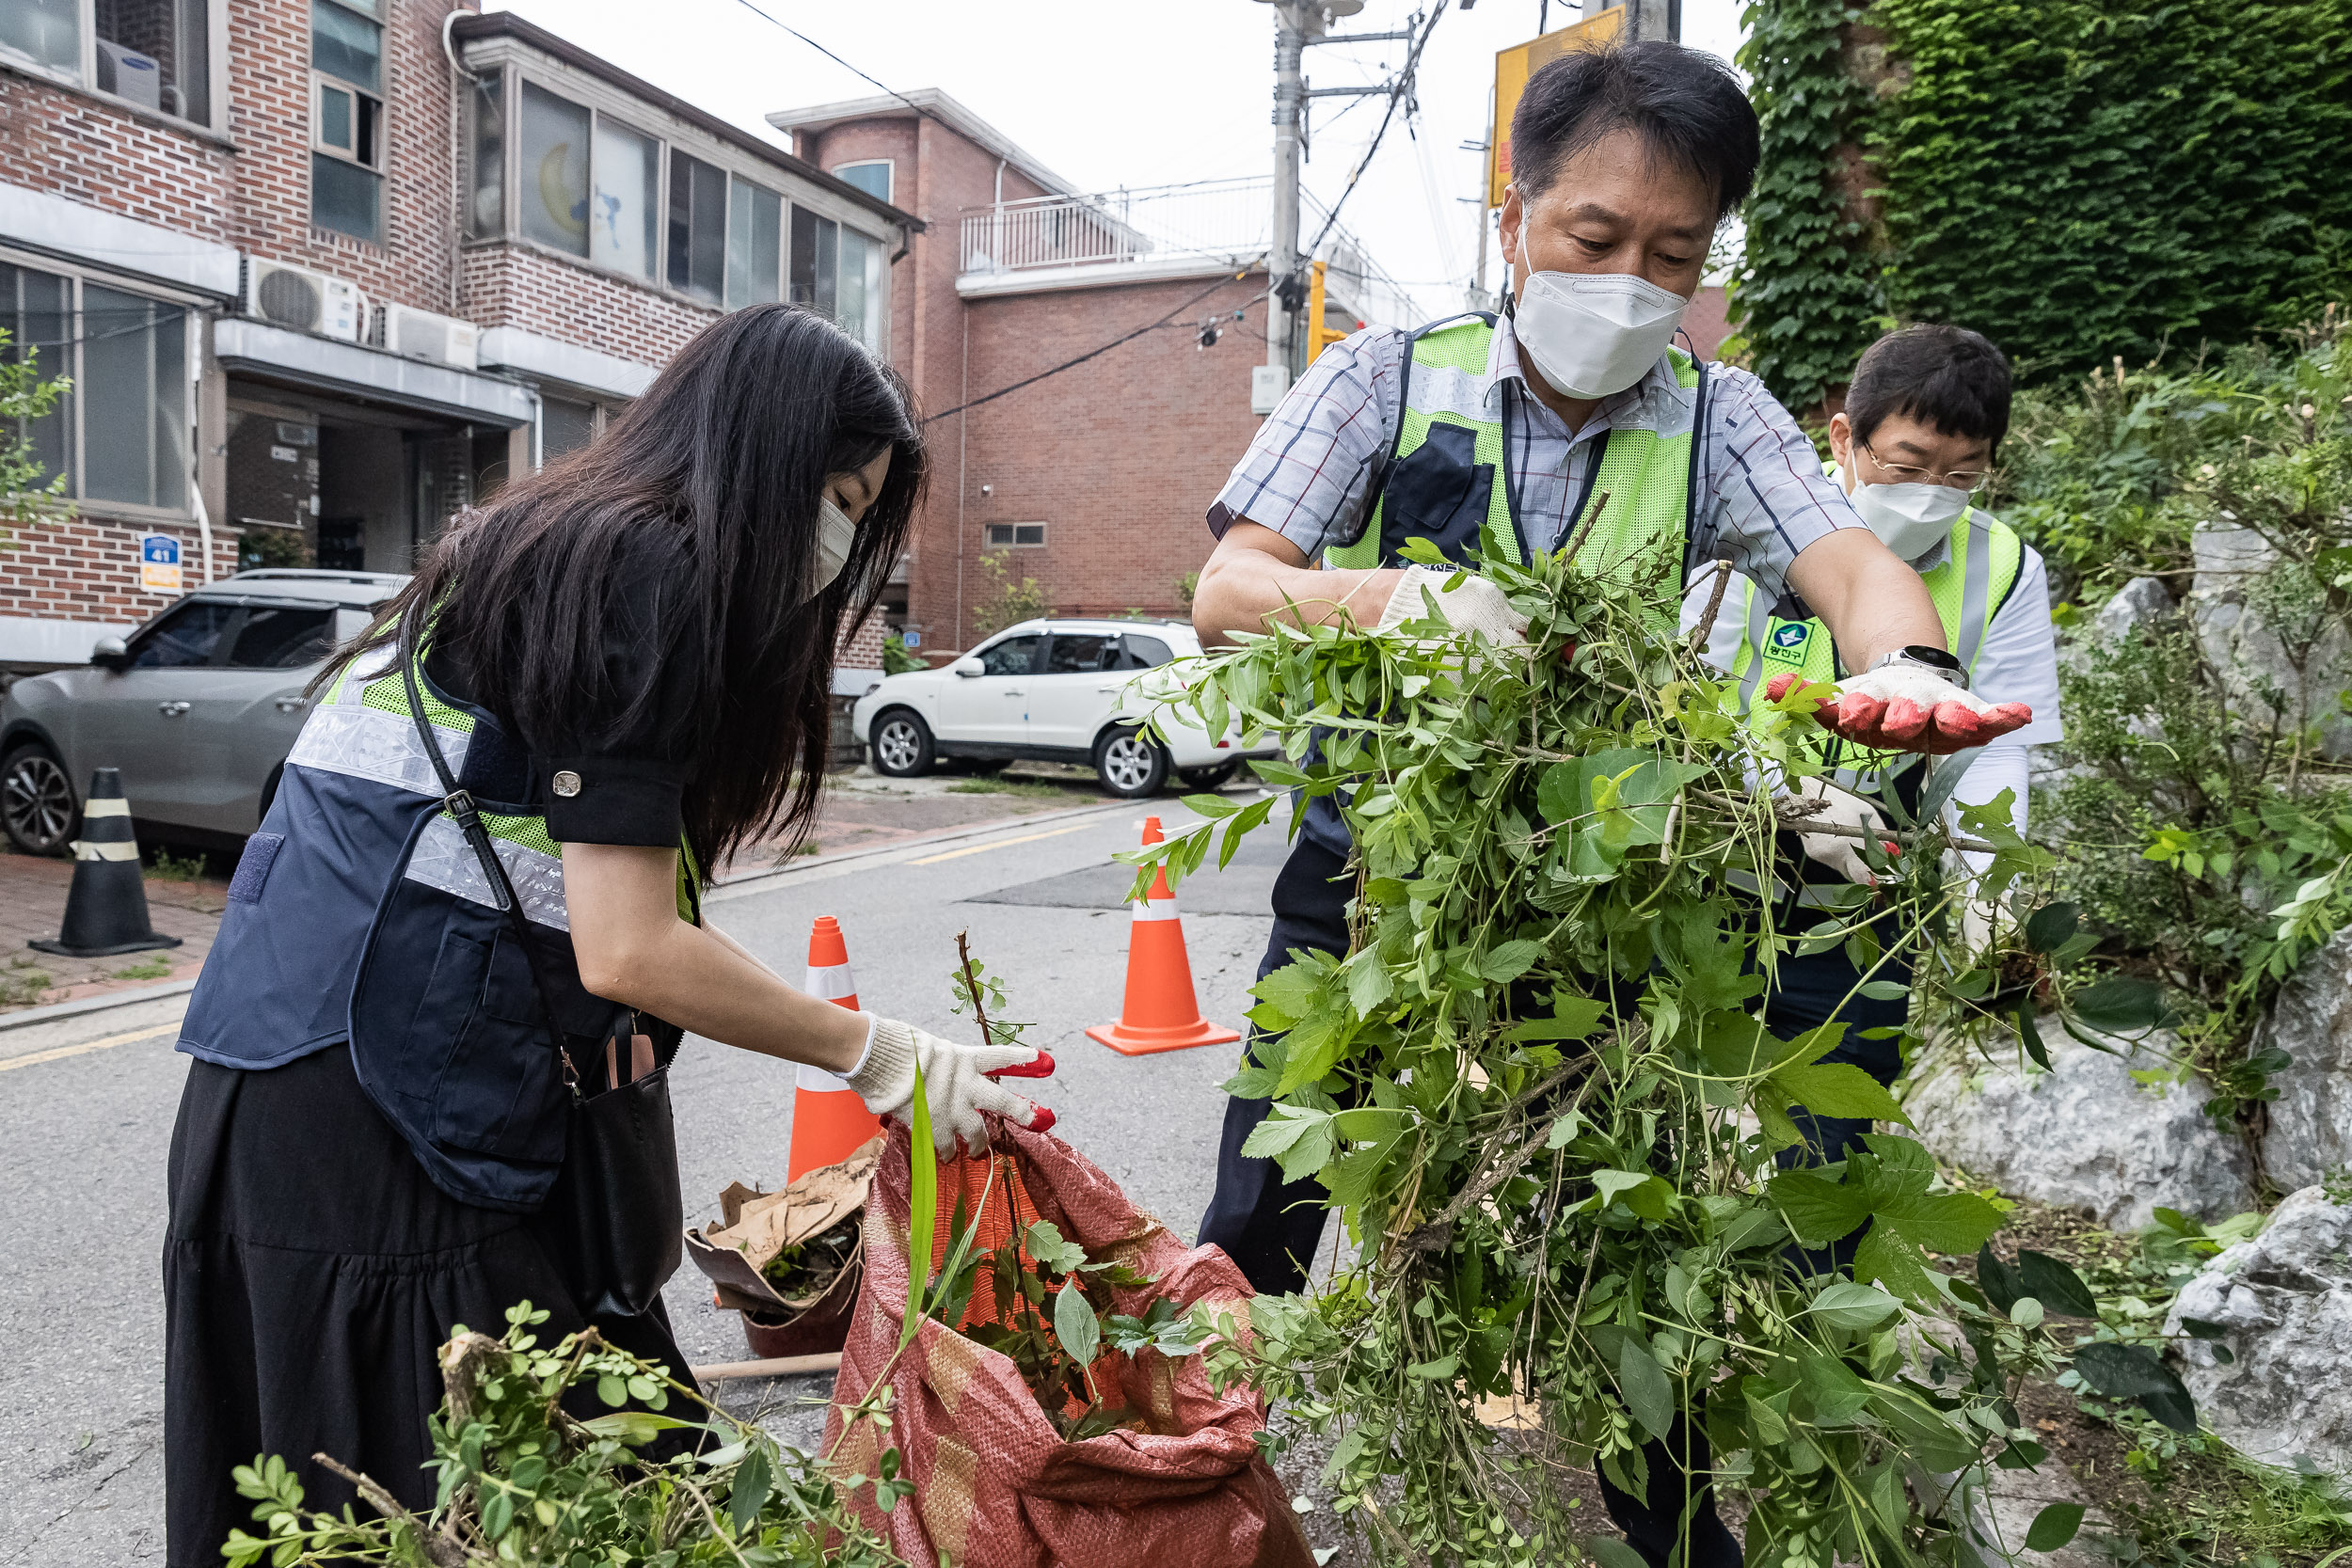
[1267,0,1308,380]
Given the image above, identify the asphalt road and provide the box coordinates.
[0,799,1292,1566]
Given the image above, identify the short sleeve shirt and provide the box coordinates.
[1206,310,1867,612]
[430,531,700,848]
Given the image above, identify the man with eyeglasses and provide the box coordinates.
[1685,323,2063,1269]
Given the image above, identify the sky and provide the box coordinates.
[482,0,1748,323]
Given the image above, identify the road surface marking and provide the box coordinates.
[0,1021,179,1072]
[908,822,1097,865]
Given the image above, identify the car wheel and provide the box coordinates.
[1093,728,1169,798]
[870,708,935,778]
[1176,761,1241,790]
[1,743,79,857]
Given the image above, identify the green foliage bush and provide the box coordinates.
[1132,531,2171,1566]
[1733,0,2352,411]
[1996,320,2352,1135]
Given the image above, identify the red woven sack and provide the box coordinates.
[823,1117,1315,1568]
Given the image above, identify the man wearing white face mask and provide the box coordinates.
[1190,43,2033,1568]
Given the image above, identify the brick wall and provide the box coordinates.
[458,243,719,370]
[834,610,887,670]
[943,270,1266,642]
[0,74,236,238]
[0,513,242,624]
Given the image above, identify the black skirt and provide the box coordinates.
[163,1043,692,1568]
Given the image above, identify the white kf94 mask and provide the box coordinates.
[1511,271,1689,399]
[1848,480,1970,562]
[810,496,858,599]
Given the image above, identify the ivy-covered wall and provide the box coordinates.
[1733,0,2352,415]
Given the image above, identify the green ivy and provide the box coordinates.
[1733,0,2352,407]
[1731,0,1888,415]
[1872,0,2352,380]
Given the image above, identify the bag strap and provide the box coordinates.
[394,615,589,1093]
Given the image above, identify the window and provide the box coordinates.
[726,179,782,309]
[1120,634,1173,670]
[838,228,883,350]
[1,261,191,515]
[224,604,335,669]
[129,598,234,667]
[1045,634,1118,674]
[833,160,891,203]
[977,634,1041,677]
[984,522,1045,548]
[591,117,659,278]
[666,150,725,305]
[542,395,596,459]
[0,0,212,124]
[465,70,502,239]
[788,206,836,317]
[516,79,586,255]
[310,0,382,242]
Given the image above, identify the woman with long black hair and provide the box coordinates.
[162,304,1055,1565]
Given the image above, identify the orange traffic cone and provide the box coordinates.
[786,915,884,1180]
[1086,816,1243,1056]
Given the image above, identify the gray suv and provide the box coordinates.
[0,569,407,855]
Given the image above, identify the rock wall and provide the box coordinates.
[2256,926,2352,1191]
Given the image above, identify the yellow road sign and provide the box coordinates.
[1488,8,1627,207]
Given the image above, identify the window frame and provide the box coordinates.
[0,0,228,133]
[0,245,200,523]
[460,55,892,350]
[309,0,385,241]
[984,522,1047,549]
[831,159,893,204]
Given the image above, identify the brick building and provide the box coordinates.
[0,1,909,671]
[773,89,1414,657]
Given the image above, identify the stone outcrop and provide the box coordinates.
[2164,1186,2352,1478]
[2254,925,2352,1191]
[1903,1022,2256,1229]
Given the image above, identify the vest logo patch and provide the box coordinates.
[1763,621,1812,665]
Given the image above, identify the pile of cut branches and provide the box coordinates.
[1131,529,2185,1567]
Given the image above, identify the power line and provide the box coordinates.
[719,0,934,126]
[1302,0,1451,261]
[921,267,1264,426]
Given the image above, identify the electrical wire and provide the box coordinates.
[921,267,1266,426]
[719,0,934,125]
[1302,0,1451,261]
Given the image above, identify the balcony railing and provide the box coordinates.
[959,177,1420,327]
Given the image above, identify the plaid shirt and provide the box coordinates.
[1206,309,1863,610]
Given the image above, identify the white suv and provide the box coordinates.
[850,619,1269,798]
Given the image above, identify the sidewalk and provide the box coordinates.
[0,763,1144,1016]
[0,852,221,1014]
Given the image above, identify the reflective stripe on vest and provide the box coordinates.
[289,651,476,795]
[1324,316,1701,598]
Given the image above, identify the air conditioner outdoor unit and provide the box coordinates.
[379,303,481,371]
[95,40,162,111]
[244,258,365,342]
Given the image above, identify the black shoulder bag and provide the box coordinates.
[397,617,684,1321]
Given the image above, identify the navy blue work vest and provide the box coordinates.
[178,643,661,1212]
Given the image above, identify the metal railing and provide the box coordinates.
[958,177,1422,328]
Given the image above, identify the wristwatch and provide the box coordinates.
[1869,644,1968,689]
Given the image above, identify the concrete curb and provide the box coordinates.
[0,976,198,1032]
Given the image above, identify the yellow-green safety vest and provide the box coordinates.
[1325,314,1705,612]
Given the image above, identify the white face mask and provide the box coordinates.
[1510,270,1689,399]
[811,495,858,599]
[1847,478,1970,562]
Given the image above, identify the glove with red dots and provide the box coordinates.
[843,1015,1056,1153]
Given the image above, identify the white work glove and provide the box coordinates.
[1373,566,1530,648]
[1789,776,1896,886]
[1766,661,2031,757]
[841,1015,1057,1154]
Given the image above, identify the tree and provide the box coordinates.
[0,327,72,533]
